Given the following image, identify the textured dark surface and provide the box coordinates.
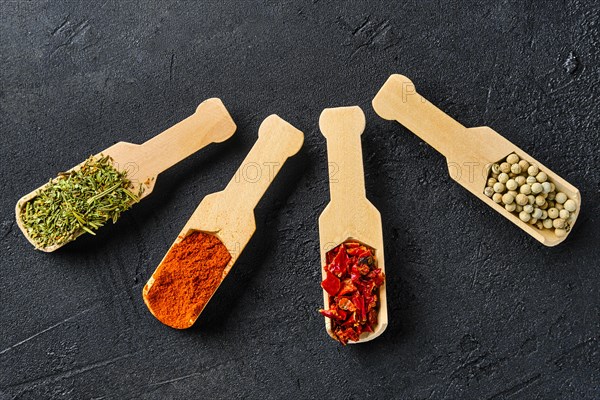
[1,1,599,399]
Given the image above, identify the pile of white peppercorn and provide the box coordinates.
[484,153,578,238]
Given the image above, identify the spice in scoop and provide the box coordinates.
[319,241,385,345]
[484,153,579,237]
[19,155,140,249]
[143,231,232,329]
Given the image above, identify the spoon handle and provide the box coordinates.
[140,98,236,175]
[372,74,466,158]
[220,115,304,212]
[319,106,367,203]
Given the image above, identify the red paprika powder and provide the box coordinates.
[143,231,231,329]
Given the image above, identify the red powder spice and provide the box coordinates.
[143,231,231,329]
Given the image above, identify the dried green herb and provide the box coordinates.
[20,155,142,248]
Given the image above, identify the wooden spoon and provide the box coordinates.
[143,114,304,329]
[318,106,388,343]
[15,98,237,252]
[372,74,581,246]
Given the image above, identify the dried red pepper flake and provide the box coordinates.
[321,271,341,296]
[319,307,347,321]
[337,297,356,312]
[350,265,362,283]
[318,241,385,345]
[366,294,378,312]
[337,327,360,343]
[337,279,357,296]
[357,264,370,275]
[368,309,378,326]
[328,245,349,277]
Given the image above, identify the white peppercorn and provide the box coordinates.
[531,182,543,194]
[526,176,537,185]
[550,183,556,192]
[515,193,528,206]
[491,164,500,174]
[543,218,553,229]
[541,182,551,193]
[547,192,555,201]
[536,221,544,229]
[502,193,515,205]
[484,187,494,197]
[559,209,570,219]
[519,211,531,222]
[500,162,511,173]
[505,203,516,212]
[510,163,522,174]
[507,153,519,164]
[548,208,559,219]
[555,228,567,237]
[518,159,529,171]
[528,165,539,176]
[535,195,545,206]
[529,218,538,225]
[532,208,543,220]
[487,178,497,187]
[515,176,526,186]
[564,199,577,212]
[520,184,531,195]
[555,192,567,204]
[524,204,534,214]
[508,190,518,198]
[516,205,523,212]
[498,173,509,184]
[528,195,535,205]
[506,179,518,191]
[541,210,548,220]
[536,171,548,182]
[553,218,566,229]
[556,203,564,211]
[492,193,503,203]
[493,182,505,193]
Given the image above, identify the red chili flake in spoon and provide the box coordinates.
[319,241,385,345]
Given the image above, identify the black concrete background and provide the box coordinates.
[1,1,599,399]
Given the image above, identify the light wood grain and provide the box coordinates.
[318,106,388,344]
[15,98,236,252]
[143,114,304,328]
[373,74,581,246]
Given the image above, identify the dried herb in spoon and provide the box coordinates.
[20,155,142,249]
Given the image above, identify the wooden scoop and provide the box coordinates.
[15,98,236,252]
[372,74,581,246]
[143,114,304,329]
[318,106,388,343]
